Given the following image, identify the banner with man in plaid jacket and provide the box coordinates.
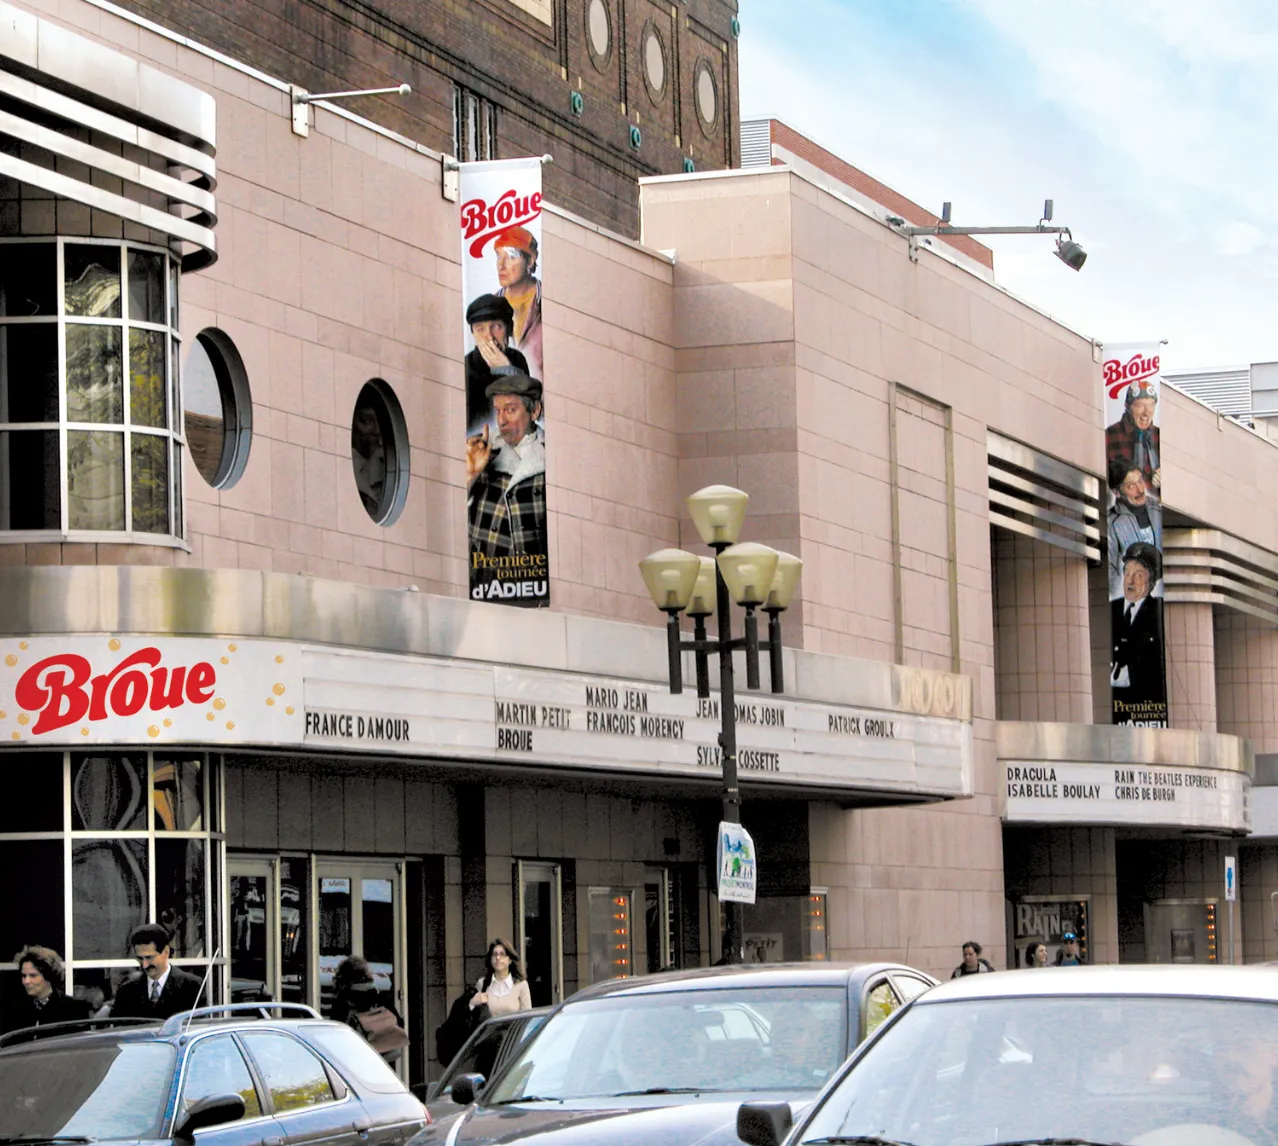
[459,157,551,607]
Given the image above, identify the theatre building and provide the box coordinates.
[1,0,1277,1092]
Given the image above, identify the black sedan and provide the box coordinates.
[424,1007,549,1124]
[0,1002,427,1145]
[408,961,935,1146]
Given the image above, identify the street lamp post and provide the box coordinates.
[639,486,802,964]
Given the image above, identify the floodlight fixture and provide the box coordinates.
[888,198,1087,270]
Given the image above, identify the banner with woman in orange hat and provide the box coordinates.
[1103,341,1167,727]
[460,158,550,607]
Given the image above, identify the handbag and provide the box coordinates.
[351,1005,410,1056]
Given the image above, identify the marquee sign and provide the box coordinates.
[0,637,972,800]
[1003,759,1250,832]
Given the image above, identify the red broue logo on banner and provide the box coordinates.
[460,189,543,258]
[1104,352,1161,399]
[14,647,217,735]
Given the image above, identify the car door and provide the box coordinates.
[239,1029,359,1146]
[178,1032,283,1146]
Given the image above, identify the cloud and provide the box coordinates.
[737,0,1278,368]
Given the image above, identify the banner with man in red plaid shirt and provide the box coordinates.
[459,158,550,608]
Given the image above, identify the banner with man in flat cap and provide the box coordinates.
[459,158,550,607]
[1103,341,1167,727]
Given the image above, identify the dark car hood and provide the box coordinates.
[414,1094,805,1146]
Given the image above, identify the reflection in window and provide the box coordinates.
[131,433,170,534]
[280,858,309,1003]
[64,244,121,318]
[182,1035,263,1119]
[72,837,148,960]
[154,756,204,830]
[231,875,270,997]
[66,325,123,424]
[67,430,125,530]
[128,250,166,325]
[156,837,206,957]
[183,330,251,489]
[129,329,167,428]
[72,753,148,831]
[241,1032,335,1112]
[0,239,182,540]
[351,380,408,525]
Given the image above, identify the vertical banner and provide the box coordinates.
[717,822,758,905]
[460,158,550,608]
[1103,342,1167,727]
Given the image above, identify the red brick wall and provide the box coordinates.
[110,0,740,238]
[770,120,994,270]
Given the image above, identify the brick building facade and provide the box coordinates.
[110,0,740,236]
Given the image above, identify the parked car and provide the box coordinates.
[0,1002,427,1145]
[425,1007,550,1123]
[738,964,1278,1146]
[408,961,936,1145]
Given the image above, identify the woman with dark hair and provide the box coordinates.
[1026,942,1050,969]
[469,938,531,1017]
[331,955,407,1062]
[3,945,90,1034]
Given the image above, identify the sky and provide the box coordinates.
[737,0,1278,371]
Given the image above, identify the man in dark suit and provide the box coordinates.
[2,945,91,1035]
[1111,541,1167,722]
[111,923,205,1021]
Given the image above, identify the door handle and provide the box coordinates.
[262,1138,284,1146]
[353,1116,372,1139]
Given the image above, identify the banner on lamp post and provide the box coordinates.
[1103,342,1168,728]
[717,822,758,904]
[459,158,550,608]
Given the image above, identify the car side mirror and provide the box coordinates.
[174,1093,247,1140]
[450,1073,485,1106]
[737,1101,793,1146]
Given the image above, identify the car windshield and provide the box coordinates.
[0,1042,175,1138]
[487,986,847,1103]
[797,995,1278,1146]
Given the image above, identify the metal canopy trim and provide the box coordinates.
[0,0,217,270]
[987,432,1100,561]
[1164,528,1278,626]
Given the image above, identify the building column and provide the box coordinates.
[993,533,1092,722]
[1165,602,1218,731]
[1216,612,1278,752]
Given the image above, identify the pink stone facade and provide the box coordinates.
[7,0,1278,979]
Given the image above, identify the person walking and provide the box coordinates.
[951,941,994,978]
[1026,942,1050,968]
[112,923,204,1020]
[2,946,91,1035]
[1055,931,1087,966]
[331,955,407,1062]
[469,938,531,1017]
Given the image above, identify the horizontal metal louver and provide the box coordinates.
[1164,370,1252,423]
[0,1,217,270]
[987,432,1100,561]
[1164,528,1278,626]
[739,118,772,168]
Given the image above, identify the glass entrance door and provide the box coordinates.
[516,861,563,1007]
[228,857,275,1002]
[315,861,404,1020]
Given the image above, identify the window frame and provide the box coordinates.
[237,1028,342,1117]
[176,1031,267,1127]
[0,236,187,547]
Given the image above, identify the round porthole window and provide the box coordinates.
[643,23,666,101]
[695,59,718,131]
[586,0,611,70]
[183,328,252,489]
[351,379,409,526]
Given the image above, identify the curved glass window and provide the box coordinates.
[184,329,252,489]
[0,751,224,1030]
[351,380,409,526]
[0,239,184,540]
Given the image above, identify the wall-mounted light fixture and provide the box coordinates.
[887,198,1087,270]
[290,83,412,138]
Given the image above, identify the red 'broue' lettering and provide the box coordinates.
[1104,352,1161,398]
[459,189,543,258]
[14,647,219,735]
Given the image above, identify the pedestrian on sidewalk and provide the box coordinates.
[1055,931,1087,966]
[1026,942,1050,968]
[951,941,994,978]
